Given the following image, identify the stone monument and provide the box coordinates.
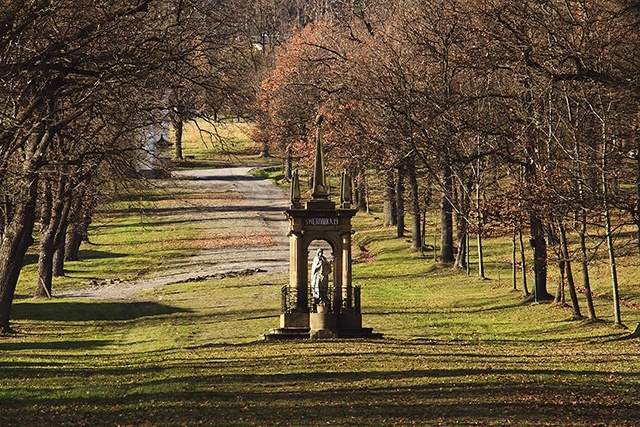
[263,116,381,340]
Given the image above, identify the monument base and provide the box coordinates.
[309,312,337,339]
[280,312,309,328]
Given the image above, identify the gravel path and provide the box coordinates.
[62,167,290,300]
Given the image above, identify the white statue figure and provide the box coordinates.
[311,248,331,302]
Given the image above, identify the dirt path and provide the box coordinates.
[63,167,290,300]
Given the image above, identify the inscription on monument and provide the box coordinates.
[304,217,339,226]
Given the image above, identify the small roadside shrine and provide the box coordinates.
[263,116,381,340]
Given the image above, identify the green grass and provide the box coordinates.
[4,164,640,426]
[174,119,278,168]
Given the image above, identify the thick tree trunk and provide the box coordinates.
[0,177,38,333]
[383,169,396,227]
[35,174,71,298]
[64,187,91,262]
[65,227,84,262]
[260,139,270,158]
[53,244,65,277]
[440,163,454,263]
[530,216,551,301]
[407,160,421,250]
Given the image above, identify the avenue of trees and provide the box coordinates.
[1,0,639,333]
[0,0,264,332]
[255,0,640,324]
[0,0,366,333]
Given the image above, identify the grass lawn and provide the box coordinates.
[2,164,640,426]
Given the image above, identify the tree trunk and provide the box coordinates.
[396,165,405,238]
[64,182,96,262]
[512,231,517,291]
[477,234,485,279]
[407,160,421,251]
[555,256,565,305]
[518,228,530,296]
[173,116,184,161]
[383,169,396,227]
[284,144,293,181]
[52,244,65,277]
[634,153,640,262]
[454,233,467,270]
[65,227,84,262]
[35,180,54,299]
[440,163,454,263]
[51,191,73,277]
[476,180,485,279]
[355,169,367,211]
[260,138,270,158]
[579,212,597,320]
[559,221,582,319]
[0,177,38,333]
[530,215,551,301]
[600,123,622,326]
[35,174,71,298]
[604,205,621,326]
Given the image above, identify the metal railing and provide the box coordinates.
[280,285,361,314]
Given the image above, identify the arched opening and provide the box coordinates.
[307,239,335,312]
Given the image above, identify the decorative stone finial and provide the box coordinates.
[290,169,301,208]
[311,115,329,199]
[340,170,352,208]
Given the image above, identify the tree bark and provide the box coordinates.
[407,159,421,250]
[559,221,582,319]
[518,228,530,296]
[440,163,454,263]
[355,169,367,211]
[579,212,597,320]
[600,120,622,326]
[383,169,396,227]
[530,215,551,301]
[0,177,38,333]
[35,173,71,298]
[52,244,65,277]
[396,165,405,238]
[512,231,517,290]
[173,116,184,161]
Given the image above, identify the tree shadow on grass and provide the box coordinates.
[12,300,190,322]
[0,340,111,352]
[77,249,127,260]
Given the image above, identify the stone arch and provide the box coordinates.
[304,236,342,308]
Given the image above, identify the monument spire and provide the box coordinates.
[290,169,301,209]
[311,115,329,199]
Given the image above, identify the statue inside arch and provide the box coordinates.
[311,248,331,304]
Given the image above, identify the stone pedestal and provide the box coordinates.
[280,313,309,329]
[309,313,337,339]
